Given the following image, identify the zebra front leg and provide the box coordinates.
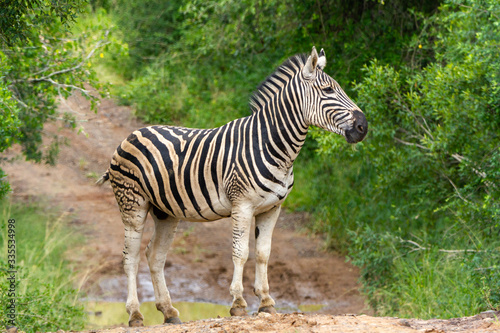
[121,206,149,327]
[146,208,181,324]
[254,205,280,314]
[229,205,254,316]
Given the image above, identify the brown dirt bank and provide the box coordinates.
[78,311,500,333]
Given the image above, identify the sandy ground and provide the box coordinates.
[5,94,498,332]
[80,311,500,333]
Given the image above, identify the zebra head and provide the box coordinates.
[301,46,368,144]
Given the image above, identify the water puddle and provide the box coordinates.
[297,304,326,312]
[86,301,324,328]
[86,301,231,327]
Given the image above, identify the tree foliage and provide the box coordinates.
[0,1,109,199]
[0,0,86,45]
[335,0,500,316]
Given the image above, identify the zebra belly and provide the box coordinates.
[151,185,233,222]
[153,176,290,221]
[167,196,232,222]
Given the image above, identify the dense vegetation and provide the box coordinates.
[0,199,85,332]
[85,0,499,318]
[345,2,500,315]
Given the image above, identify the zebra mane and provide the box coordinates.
[249,53,308,113]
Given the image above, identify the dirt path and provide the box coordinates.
[79,311,500,333]
[3,94,367,313]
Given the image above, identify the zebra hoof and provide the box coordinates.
[230,307,248,317]
[165,317,182,325]
[128,319,144,327]
[258,306,277,314]
[128,312,144,327]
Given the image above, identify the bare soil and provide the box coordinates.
[80,311,500,333]
[4,94,498,332]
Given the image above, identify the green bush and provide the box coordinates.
[310,0,500,317]
[0,2,110,200]
[111,0,184,72]
[107,0,439,127]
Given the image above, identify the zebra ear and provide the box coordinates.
[317,48,326,70]
[302,46,319,80]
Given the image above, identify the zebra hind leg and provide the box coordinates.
[113,183,150,327]
[120,200,149,327]
[146,206,181,324]
[254,205,280,314]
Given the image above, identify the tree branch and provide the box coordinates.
[15,30,110,85]
[394,137,430,150]
[452,153,486,178]
[399,237,483,254]
[451,153,496,189]
[393,83,435,141]
[36,77,89,95]
[441,173,470,203]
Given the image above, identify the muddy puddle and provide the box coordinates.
[86,301,230,327]
[86,272,325,328]
[86,301,325,328]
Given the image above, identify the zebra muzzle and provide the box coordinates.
[345,110,368,143]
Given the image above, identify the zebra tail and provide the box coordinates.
[96,170,110,185]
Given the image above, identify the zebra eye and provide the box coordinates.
[322,86,335,94]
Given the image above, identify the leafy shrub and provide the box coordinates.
[323,0,500,317]
[108,0,439,127]
[0,2,110,200]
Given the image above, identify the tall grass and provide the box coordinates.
[0,199,86,332]
[392,252,483,318]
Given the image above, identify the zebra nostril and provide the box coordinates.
[346,110,368,143]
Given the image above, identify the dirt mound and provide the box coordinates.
[3,93,367,314]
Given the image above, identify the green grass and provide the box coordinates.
[0,198,86,332]
[349,224,500,319]
[392,253,483,319]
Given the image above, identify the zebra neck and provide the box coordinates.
[251,94,309,169]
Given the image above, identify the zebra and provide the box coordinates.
[97,46,367,326]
